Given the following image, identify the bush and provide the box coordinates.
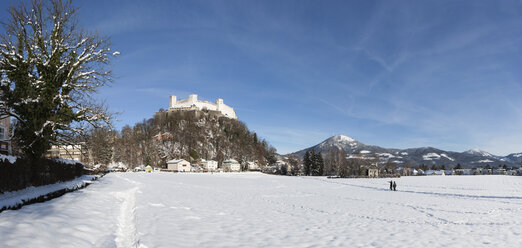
[0,158,85,194]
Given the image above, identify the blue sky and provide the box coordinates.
[2,0,522,155]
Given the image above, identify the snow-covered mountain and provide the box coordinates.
[464,149,495,158]
[505,153,522,164]
[290,135,521,168]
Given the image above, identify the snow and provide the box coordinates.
[166,158,187,164]
[424,170,445,175]
[466,149,494,157]
[1,173,521,247]
[474,159,494,163]
[0,175,97,210]
[360,150,371,154]
[401,152,408,155]
[513,153,522,158]
[377,152,395,158]
[423,153,441,160]
[0,154,17,164]
[54,158,82,165]
[440,153,455,161]
[348,154,373,159]
[332,134,356,143]
[320,135,357,150]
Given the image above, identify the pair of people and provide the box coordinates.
[389,180,397,191]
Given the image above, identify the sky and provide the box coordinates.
[1,0,522,155]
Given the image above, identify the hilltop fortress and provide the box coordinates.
[155,94,237,119]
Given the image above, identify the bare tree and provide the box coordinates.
[324,148,349,177]
[287,155,301,176]
[85,127,114,166]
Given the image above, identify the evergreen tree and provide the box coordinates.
[303,151,311,176]
[310,149,317,175]
[280,164,288,175]
[316,152,324,176]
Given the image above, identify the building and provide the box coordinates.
[0,117,11,155]
[45,144,87,163]
[166,159,192,172]
[201,159,218,171]
[424,170,445,176]
[455,169,472,175]
[224,159,241,172]
[367,168,379,178]
[156,94,237,120]
[472,167,483,175]
[247,161,260,171]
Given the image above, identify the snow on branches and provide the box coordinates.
[0,0,117,159]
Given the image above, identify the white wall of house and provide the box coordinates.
[247,161,259,170]
[167,159,192,172]
[203,160,218,171]
[224,159,241,172]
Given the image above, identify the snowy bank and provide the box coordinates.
[0,175,99,213]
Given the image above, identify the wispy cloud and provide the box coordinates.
[78,0,522,155]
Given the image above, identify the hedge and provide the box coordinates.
[0,157,85,194]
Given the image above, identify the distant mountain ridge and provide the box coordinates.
[289,135,521,169]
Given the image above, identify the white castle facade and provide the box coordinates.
[167,94,237,119]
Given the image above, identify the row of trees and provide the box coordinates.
[276,148,396,178]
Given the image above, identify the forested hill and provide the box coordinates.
[103,110,277,168]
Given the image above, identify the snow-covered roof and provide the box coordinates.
[424,170,445,175]
[166,159,189,164]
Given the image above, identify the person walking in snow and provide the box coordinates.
[393,181,397,191]
[389,180,393,190]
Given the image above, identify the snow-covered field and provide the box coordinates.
[0,173,521,248]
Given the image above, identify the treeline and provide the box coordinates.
[277,148,397,178]
[85,110,277,169]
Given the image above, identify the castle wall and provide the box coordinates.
[165,94,237,119]
[217,104,237,119]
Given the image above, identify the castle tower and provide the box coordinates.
[216,98,224,110]
[169,95,177,108]
[188,94,198,103]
